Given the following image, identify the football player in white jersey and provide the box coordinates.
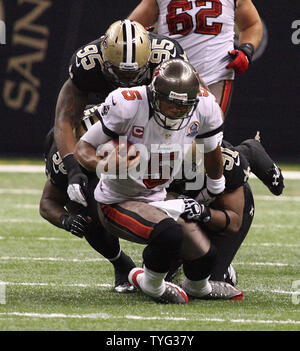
[128,0,262,117]
[73,59,243,303]
[54,19,190,210]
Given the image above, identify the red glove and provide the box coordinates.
[226,43,254,74]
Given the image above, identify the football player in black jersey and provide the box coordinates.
[40,107,136,293]
[54,19,189,207]
[168,135,284,291]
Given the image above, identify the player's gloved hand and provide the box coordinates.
[63,154,88,207]
[194,188,216,206]
[180,198,211,223]
[226,43,254,74]
[60,213,89,238]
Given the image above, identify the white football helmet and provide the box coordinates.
[100,19,151,87]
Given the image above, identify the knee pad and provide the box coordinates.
[183,244,217,281]
[143,218,183,273]
[150,218,183,255]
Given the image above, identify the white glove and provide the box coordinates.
[67,184,88,207]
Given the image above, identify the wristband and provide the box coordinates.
[239,43,254,63]
[206,175,225,196]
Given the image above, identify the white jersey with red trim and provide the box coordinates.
[81,85,223,204]
[156,0,235,85]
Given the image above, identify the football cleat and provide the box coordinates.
[114,281,136,294]
[224,264,238,287]
[165,259,183,283]
[129,267,188,304]
[252,132,284,196]
[181,279,243,300]
[264,163,284,196]
[113,251,136,294]
[205,281,244,300]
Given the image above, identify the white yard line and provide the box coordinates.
[1,235,299,248]
[0,256,298,266]
[2,164,300,179]
[0,310,298,325]
[1,188,300,202]
[0,256,106,262]
[1,281,296,296]
[0,219,44,223]
[0,189,41,195]
[0,165,45,173]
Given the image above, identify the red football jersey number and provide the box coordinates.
[167,0,222,36]
[143,152,178,189]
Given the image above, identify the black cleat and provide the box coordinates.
[264,163,284,196]
[113,251,136,294]
[165,259,183,283]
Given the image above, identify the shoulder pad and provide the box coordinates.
[102,87,145,119]
[69,40,104,92]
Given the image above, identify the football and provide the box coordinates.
[97,137,139,163]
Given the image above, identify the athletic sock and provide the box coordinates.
[183,276,212,297]
[136,266,167,297]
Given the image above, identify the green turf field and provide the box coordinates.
[0,168,299,332]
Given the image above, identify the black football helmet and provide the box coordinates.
[149,59,200,130]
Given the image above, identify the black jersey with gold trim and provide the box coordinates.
[44,134,99,220]
[68,32,187,101]
[168,140,250,197]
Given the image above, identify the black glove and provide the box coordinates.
[63,154,88,207]
[180,198,211,223]
[60,213,89,238]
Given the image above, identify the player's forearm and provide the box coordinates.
[204,208,242,234]
[54,79,88,158]
[236,0,263,51]
[128,0,159,26]
[39,197,66,228]
[238,22,262,51]
[74,140,100,173]
[54,122,77,158]
[204,145,224,180]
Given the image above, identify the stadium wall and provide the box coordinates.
[0,0,299,161]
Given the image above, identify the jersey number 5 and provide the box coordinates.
[167,0,222,36]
